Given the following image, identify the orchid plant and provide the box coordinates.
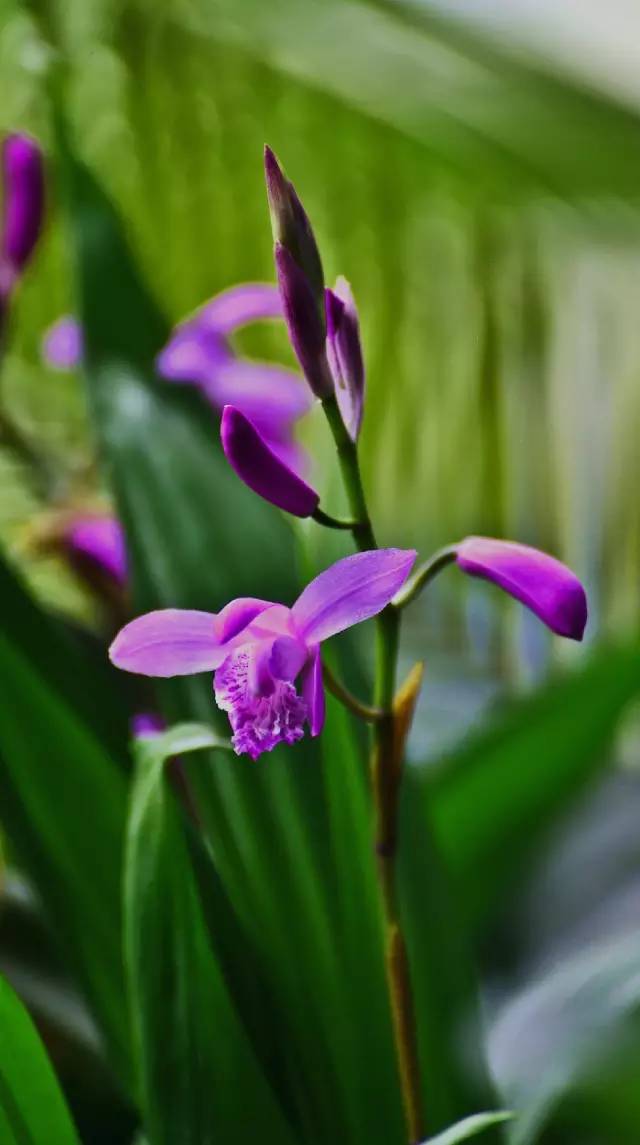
[106,148,587,1145]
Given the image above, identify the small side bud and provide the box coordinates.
[325,277,365,440]
[221,405,320,517]
[264,146,324,313]
[2,134,45,280]
[275,243,333,398]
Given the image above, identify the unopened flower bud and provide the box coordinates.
[264,146,324,314]
[2,134,44,280]
[221,404,319,517]
[275,243,333,398]
[325,277,365,440]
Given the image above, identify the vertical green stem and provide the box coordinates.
[322,395,424,1144]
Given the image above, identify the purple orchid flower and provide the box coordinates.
[156,283,313,473]
[109,548,416,759]
[42,315,84,371]
[1,134,44,291]
[455,536,587,640]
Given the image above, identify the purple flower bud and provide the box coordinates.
[131,712,166,739]
[42,316,83,371]
[2,134,44,278]
[325,278,365,441]
[264,146,324,309]
[221,404,319,517]
[456,537,587,640]
[275,243,332,399]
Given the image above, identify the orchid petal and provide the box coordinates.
[212,359,313,429]
[275,243,332,398]
[156,320,229,387]
[213,597,274,644]
[109,609,220,676]
[199,283,283,333]
[270,635,308,681]
[221,405,319,518]
[66,515,127,586]
[42,316,83,371]
[325,277,365,441]
[292,548,416,644]
[456,536,588,640]
[301,646,325,736]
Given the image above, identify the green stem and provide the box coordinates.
[312,506,363,531]
[392,545,457,611]
[322,662,384,723]
[322,393,424,1144]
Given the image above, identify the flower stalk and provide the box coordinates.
[321,390,425,1144]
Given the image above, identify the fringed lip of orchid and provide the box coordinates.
[109,548,417,759]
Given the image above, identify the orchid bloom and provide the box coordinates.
[110,548,416,759]
[156,282,313,473]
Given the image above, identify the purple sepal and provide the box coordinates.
[2,134,44,277]
[275,243,332,398]
[42,316,83,371]
[264,146,324,307]
[456,536,588,640]
[221,405,319,517]
[325,278,365,440]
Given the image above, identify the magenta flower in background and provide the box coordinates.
[110,548,416,758]
[65,515,128,588]
[42,315,84,371]
[156,282,313,471]
[455,536,587,640]
[1,134,44,289]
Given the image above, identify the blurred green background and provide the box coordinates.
[1,3,640,1144]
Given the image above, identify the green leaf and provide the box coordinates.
[491,931,640,1145]
[426,645,640,930]
[421,1111,513,1145]
[0,554,130,1083]
[124,735,299,1145]
[0,972,81,1145]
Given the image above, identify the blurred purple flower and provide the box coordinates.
[65,514,128,588]
[156,283,313,471]
[1,134,44,291]
[325,277,365,440]
[110,548,416,758]
[42,315,83,371]
[221,405,319,517]
[456,537,587,640]
[131,712,165,739]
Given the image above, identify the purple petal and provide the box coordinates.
[110,609,221,676]
[301,645,325,736]
[292,548,417,644]
[2,134,44,275]
[325,278,365,441]
[275,243,332,399]
[456,537,588,640]
[211,359,313,430]
[199,283,283,334]
[42,316,83,371]
[156,320,229,387]
[66,515,127,586]
[221,405,319,518]
[213,597,275,644]
[269,635,308,681]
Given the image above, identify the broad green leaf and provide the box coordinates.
[426,645,640,929]
[0,554,130,1083]
[0,972,81,1145]
[421,1111,513,1145]
[124,735,299,1145]
[490,931,640,1145]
